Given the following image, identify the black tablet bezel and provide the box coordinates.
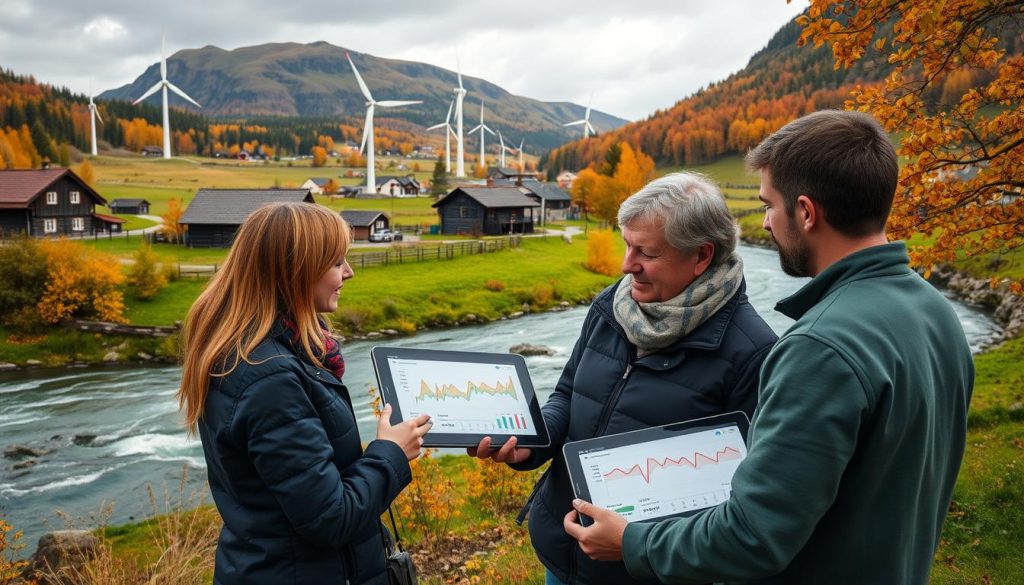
[563,411,750,526]
[370,346,551,448]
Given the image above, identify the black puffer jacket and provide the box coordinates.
[198,321,411,585]
[513,280,777,585]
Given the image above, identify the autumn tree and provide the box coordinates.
[36,239,126,324]
[571,168,602,224]
[127,243,167,300]
[312,146,328,167]
[0,235,48,330]
[323,178,339,196]
[76,159,95,186]
[160,198,187,244]
[795,0,1024,291]
[587,143,657,226]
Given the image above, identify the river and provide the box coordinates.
[0,244,1003,549]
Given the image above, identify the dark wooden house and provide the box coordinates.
[140,145,163,157]
[0,168,111,237]
[340,210,389,241]
[179,189,314,247]
[109,198,151,214]
[432,187,539,235]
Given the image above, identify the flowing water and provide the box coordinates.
[0,245,1002,549]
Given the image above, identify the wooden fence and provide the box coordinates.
[174,235,524,277]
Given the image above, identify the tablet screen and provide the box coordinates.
[385,356,539,436]
[371,346,550,448]
[565,414,748,523]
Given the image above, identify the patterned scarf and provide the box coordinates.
[612,253,744,355]
[281,316,346,380]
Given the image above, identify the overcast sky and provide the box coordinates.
[1,1,809,121]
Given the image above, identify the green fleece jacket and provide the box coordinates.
[622,242,974,584]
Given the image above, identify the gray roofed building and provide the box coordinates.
[432,187,539,236]
[180,188,314,247]
[519,179,572,202]
[340,210,388,227]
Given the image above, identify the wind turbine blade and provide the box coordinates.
[469,124,482,134]
[498,130,504,149]
[445,99,454,123]
[427,122,448,131]
[448,126,457,139]
[160,34,167,80]
[346,52,374,102]
[166,81,202,108]
[359,105,373,154]
[518,139,524,150]
[376,100,422,108]
[132,81,163,105]
[95,108,104,125]
[456,54,464,90]
[587,121,596,134]
[483,125,496,136]
[563,120,586,127]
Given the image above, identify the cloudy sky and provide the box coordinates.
[1,1,809,121]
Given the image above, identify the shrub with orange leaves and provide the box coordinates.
[584,230,620,277]
[0,517,28,585]
[36,238,127,324]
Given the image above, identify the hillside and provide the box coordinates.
[540,15,1018,176]
[99,41,628,153]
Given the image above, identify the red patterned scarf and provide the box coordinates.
[281,316,346,381]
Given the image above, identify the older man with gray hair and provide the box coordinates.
[469,172,777,585]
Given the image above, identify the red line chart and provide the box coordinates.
[602,446,742,484]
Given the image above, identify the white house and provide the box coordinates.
[301,178,332,195]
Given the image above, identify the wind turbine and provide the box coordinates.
[517,138,525,171]
[563,94,596,139]
[468,100,495,171]
[427,100,456,173]
[346,52,421,194]
[132,34,202,160]
[453,56,468,177]
[88,82,103,157]
[497,130,508,168]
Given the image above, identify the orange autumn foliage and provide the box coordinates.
[795,0,1024,291]
[36,239,126,324]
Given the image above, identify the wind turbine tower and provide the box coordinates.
[88,82,103,157]
[132,34,202,159]
[453,57,468,177]
[563,94,596,139]
[427,100,456,173]
[469,100,495,170]
[346,52,421,194]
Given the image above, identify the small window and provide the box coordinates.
[70,191,80,204]
[458,207,469,218]
[72,217,84,232]
[375,220,386,229]
[44,219,57,233]
[46,191,57,205]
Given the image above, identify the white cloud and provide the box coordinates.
[83,17,126,41]
[1,0,810,121]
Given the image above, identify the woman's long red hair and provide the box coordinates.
[177,202,350,430]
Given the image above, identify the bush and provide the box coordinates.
[36,239,127,323]
[530,282,555,306]
[584,230,620,276]
[0,235,48,326]
[127,244,168,300]
[335,306,369,331]
[484,279,505,292]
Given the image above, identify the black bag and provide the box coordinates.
[380,507,417,585]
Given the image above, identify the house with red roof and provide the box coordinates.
[0,168,123,237]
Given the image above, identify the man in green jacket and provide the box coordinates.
[563,110,975,584]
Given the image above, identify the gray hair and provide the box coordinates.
[617,172,738,266]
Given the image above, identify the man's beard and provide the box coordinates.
[774,223,811,278]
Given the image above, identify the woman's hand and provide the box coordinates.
[467,435,532,464]
[376,404,432,461]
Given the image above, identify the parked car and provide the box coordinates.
[369,229,403,242]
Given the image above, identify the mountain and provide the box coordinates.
[99,41,629,153]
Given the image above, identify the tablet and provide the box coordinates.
[370,346,551,448]
[563,411,749,526]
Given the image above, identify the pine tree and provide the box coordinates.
[430,157,449,197]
